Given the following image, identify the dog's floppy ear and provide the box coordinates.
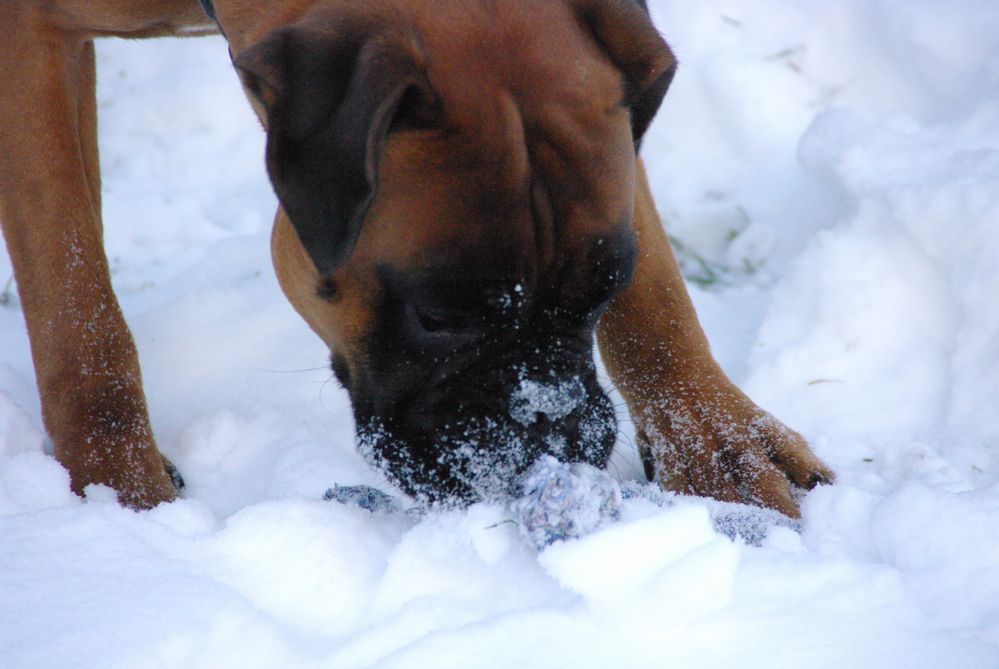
[572,0,676,149]
[235,25,439,275]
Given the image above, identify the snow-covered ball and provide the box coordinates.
[512,455,622,549]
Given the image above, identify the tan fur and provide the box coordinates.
[597,162,834,518]
[0,0,832,514]
[0,3,199,508]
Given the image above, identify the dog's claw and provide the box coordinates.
[808,470,835,488]
[162,456,186,493]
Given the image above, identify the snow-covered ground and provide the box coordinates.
[2,1,999,666]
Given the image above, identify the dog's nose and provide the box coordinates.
[508,376,587,428]
[506,374,616,462]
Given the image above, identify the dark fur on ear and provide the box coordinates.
[235,23,440,275]
[573,0,677,149]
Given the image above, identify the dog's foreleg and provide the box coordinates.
[597,159,833,518]
[0,7,177,509]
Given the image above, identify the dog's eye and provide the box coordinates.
[415,307,452,333]
[407,303,472,335]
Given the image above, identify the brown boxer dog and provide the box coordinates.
[0,0,833,516]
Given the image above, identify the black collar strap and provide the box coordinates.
[198,0,217,22]
[198,0,227,39]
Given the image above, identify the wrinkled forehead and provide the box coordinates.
[414,0,631,152]
[362,15,634,249]
[361,121,635,291]
[340,0,639,294]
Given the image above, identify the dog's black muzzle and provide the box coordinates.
[356,336,617,505]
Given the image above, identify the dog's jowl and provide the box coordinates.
[0,0,833,515]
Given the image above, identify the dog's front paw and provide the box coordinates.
[635,382,834,519]
[56,433,180,510]
[104,451,181,510]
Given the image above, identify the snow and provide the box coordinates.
[2,1,999,666]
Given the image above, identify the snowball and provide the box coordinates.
[512,455,622,549]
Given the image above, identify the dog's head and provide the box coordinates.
[234,0,675,503]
